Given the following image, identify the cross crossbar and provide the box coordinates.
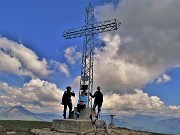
[62,19,121,39]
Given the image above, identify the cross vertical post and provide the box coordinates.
[80,3,94,107]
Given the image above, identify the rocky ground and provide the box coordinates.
[31,127,164,135]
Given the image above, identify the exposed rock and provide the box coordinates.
[7,131,16,135]
[31,128,55,135]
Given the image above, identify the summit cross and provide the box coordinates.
[62,3,121,107]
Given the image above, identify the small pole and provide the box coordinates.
[108,115,115,128]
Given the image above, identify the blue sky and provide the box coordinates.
[0,0,88,87]
[0,0,111,88]
[0,0,179,115]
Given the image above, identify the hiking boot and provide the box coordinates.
[89,115,92,120]
[75,112,80,115]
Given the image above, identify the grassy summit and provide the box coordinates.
[0,120,51,135]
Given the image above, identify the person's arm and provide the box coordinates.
[71,91,75,97]
[90,91,96,98]
[102,93,103,103]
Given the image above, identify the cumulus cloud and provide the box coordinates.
[0,79,65,112]
[103,89,164,114]
[102,89,180,116]
[50,60,70,77]
[0,95,21,107]
[156,74,171,84]
[0,37,50,77]
[64,46,82,64]
[94,34,151,93]
[59,63,70,77]
[91,0,180,93]
[71,76,81,90]
[163,106,180,117]
[167,106,180,110]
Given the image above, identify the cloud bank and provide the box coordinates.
[103,89,180,116]
[0,37,50,78]
[93,0,180,93]
[0,79,64,112]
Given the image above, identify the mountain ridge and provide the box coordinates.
[0,105,62,121]
[0,106,179,134]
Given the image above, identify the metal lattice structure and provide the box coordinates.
[62,3,121,107]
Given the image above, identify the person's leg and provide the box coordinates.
[92,103,97,116]
[93,102,97,111]
[68,102,72,118]
[77,104,81,113]
[97,104,102,118]
[76,104,82,119]
[82,104,86,109]
[63,104,67,119]
[77,104,86,113]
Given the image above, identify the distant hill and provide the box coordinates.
[155,118,180,135]
[6,106,34,116]
[0,106,62,121]
[101,114,179,135]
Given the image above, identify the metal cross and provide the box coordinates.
[62,3,121,107]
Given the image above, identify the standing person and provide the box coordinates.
[76,90,88,118]
[90,86,103,119]
[61,86,75,119]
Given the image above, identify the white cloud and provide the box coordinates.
[0,79,64,112]
[50,60,70,77]
[71,76,81,90]
[0,95,21,106]
[0,78,79,113]
[102,89,180,117]
[0,37,50,77]
[59,63,70,77]
[167,106,180,110]
[93,34,151,94]
[163,106,180,117]
[64,46,82,64]
[156,74,171,84]
[91,0,180,93]
[103,89,164,114]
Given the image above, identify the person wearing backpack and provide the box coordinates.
[90,86,103,119]
[61,86,75,119]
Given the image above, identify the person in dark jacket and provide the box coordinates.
[62,86,75,119]
[90,86,103,119]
